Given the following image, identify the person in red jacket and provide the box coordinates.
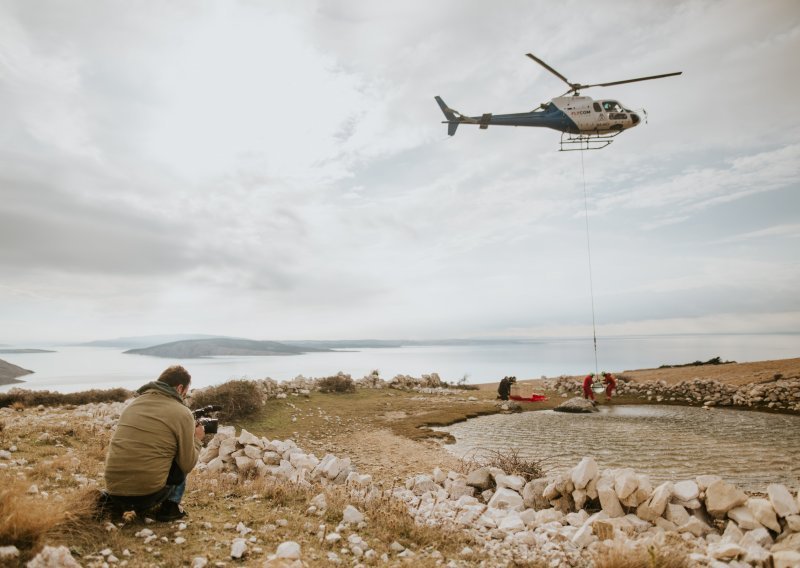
[582,373,596,400]
[602,372,617,401]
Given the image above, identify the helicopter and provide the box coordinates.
[435,53,681,150]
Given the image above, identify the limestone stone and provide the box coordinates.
[571,457,598,490]
[542,481,559,501]
[466,467,493,490]
[707,542,744,560]
[728,506,763,530]
[654,517,678,531]
[234,456,255,472]
[238,429,262,447]
[722,520,743,544]
[572,489,587,510]
[553,397,598,413]
[342,505,364,524]
[705,480,748,518]
[696,474,722,491]
[785,514,800,532]
[747,497,780,532]
[768,483,800,518]
[488,487,524,512]
[740,527,773,549]
[230,538,247,559]
[742,543,771,565]
[597,479,624,518]
[498,514,525,532]
[571,523,595,548]
[647,482,673,517]
[672,479,699,502]
[522,478,549,510]
[25,545,81,568]
[276,541,301,559]
[773,550,800,568]
[770,531,800,553]
[495,474,525,492]
[665,504,691,526]
[219,437,238,458]
[678,517,713,537]
[614,468,638,500]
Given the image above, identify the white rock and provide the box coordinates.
[310,493,327,510]
[572,488,587,510]
[728,506,763,530]
[498,514,525,532]
[647,482,673,517]
[722,520,743,544]
[597,478,624,518]
[785,514,800,531]
[696,474,722,491]
[191,557,208,568]
[276,541,301,559]
[243,445,264,460]
[747,497,780,532]
[234,456,255,471]
[27,484,39,494]
[614,468,638,500]
[0,546,19,561]
[238,429,263,447]
[325,533,341,544]
[742,543,771,565]
[666,503,691,526]
[495,474,525,492]
[487,487,524,511]
[25,545,81,568]
[571,457,598,490]
[773,550,800,568]
[707,542,744,560]
[230,538,247,559]
[706,480,748,517]
[740,527,773,549]
[678,516,713,537]
[768,483,799,518]
[571,523,596,548]
[672,479,700,502]
[432,467,446,484]
[342,505,364,524]
[218,437,238,458]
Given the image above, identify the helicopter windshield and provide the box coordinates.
[601,100,623,113]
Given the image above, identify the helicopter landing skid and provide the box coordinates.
[559,131,621,151]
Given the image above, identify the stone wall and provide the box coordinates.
[547,375,800,412]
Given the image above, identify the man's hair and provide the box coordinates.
[157,365,191,388]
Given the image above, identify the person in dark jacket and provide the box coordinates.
[497,376,516,400]
[102,365,204,521]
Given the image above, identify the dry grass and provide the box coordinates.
[591,539,689,568]
[0,481,99,563]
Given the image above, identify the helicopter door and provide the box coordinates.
[602,100,627,121]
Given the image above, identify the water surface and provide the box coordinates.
[434,405,800,491]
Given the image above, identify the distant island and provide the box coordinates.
[0,349,56,354]
[0,358,33,385]
[124,338,333,358]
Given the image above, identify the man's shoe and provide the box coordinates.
[155,500,186,522]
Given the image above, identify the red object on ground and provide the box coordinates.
[509,394,548,402]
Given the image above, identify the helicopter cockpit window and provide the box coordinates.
[601,101,622,112]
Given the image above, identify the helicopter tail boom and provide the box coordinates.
[434,96,460,136]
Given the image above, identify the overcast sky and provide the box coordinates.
[1,0,799,344]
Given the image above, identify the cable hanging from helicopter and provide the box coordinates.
[434,52,680,151]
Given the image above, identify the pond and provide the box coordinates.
[433,405,800,492]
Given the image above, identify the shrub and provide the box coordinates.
[591,540,689,568]
[0,388,131,409]
[462,448,547,482]
[317,373,356,393]
[190,379,263,422]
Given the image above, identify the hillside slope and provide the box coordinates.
[0,358,32,385]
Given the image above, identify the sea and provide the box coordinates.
[1,333,798,394]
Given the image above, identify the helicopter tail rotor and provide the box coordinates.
[435,96,460,136]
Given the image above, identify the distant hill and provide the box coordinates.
[124,338,332,358]
[0,349,56,354]
[0,358,32,385]
[81,334,227,349]
[282,338,531,349]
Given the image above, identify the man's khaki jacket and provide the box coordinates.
[105,381,201,496]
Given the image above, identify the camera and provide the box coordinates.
[192,404,222,435]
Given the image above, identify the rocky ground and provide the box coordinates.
[1,358,799,567]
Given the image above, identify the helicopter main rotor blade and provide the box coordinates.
[581,71,683,89]
[525,53,575,89]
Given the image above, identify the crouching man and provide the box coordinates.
[102,365,204,521]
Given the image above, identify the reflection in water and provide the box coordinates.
[434,405,800,491]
